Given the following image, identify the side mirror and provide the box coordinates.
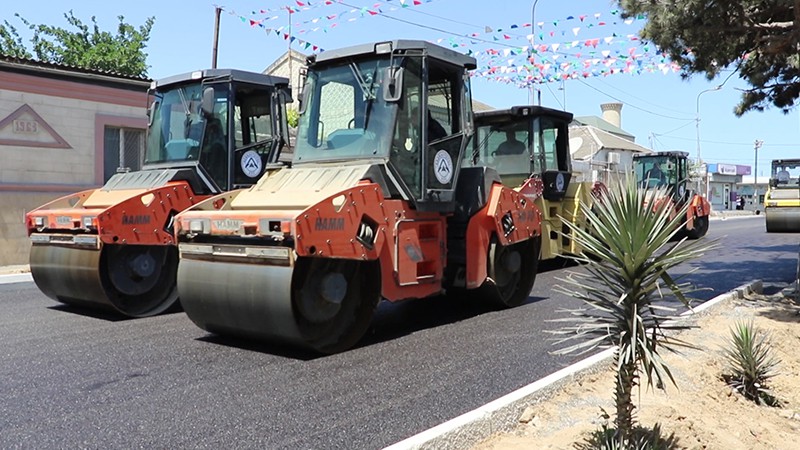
[201,87,215,117]
[298,83,310,115]
[382,67,404,102]
[147,100,158,127]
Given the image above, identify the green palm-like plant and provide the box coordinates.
[722,320,780,406]
[550,177,716,447]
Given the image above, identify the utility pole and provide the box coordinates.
[695,86,721,197]
[529,0,540,106]
[754,139,763,205]
[211,7,221,69]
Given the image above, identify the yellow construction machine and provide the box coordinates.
[173,40,543,353]
[468,105,602,260]
[764,158,800,232]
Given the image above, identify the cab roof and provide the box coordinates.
[153,69,290,90]
[307,39,477,70]
[633,150,689,159]
[475,105,574,124]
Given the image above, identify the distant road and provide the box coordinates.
[1,216,796,449]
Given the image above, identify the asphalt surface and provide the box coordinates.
[1,215,797,449]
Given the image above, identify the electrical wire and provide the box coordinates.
[576,78,695,120]
[337,1,522,49]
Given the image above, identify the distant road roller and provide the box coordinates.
[174,40,543,353]
[633,151,710,239]
[469,105,604,260]
[764,159,800,232]
[26,69,292,317]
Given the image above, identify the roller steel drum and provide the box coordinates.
[30,244,179,317]
[765,207,800,232]
[177,257,380,354]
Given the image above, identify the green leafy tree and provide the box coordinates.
[0,11,154,77]
[617,0,800,115]
[551,179,716,447]
[0,20,32,58]
[286,107,299,128]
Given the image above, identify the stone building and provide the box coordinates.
[0,55,149,265]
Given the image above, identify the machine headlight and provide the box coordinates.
[30,234,50,243]
[82,216,96,229]
[33,217,45,228]
[767,201,778,207]
[74,236,98,246]
[188,219,210,234]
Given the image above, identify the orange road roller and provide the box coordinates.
[174,40,543,353]
[26,69,292,317]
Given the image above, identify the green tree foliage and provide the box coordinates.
[286,107,299,128]
[0,11,154,77]
[618,0,800,115]
[0,20,32,58]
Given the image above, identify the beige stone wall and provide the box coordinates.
[0,191,70,265]
[0,89,145,186]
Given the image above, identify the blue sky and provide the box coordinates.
[6,0,799,176]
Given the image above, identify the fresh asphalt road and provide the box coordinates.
[1,216,797,449]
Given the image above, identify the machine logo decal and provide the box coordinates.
[555,173,565,192]
[315,217,345,231]
[213,218,243,231]
[56,216,72,225]
[433,150,453,184]
[241,150,262,178]
[122,215,151,225]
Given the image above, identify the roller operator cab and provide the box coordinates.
[175,40,543,354]
[469,105,604,260]
[633,151,710,239]
[764,159,800,232]
[25,69,291,317]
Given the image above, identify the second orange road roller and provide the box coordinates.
[174,40,543,353]
[26,69,292,317]
[633,151,710,239]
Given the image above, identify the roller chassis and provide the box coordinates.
[173,40,544,353]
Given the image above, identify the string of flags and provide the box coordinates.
[224,1,679,86]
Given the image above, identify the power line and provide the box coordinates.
[652,120,695,137]
[338,1,522,49]
[591,76,694,117]
[653,134,798,147]
[576,78,695,121]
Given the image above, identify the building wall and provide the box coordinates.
[0,68,147,265]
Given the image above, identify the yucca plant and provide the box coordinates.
[550,177,716,447]
[722,320,781,406]
[577,422,678,450]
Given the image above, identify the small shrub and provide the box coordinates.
[576,422,679,450]
[722,320,781,406]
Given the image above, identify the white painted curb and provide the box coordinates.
[0,273,33,285]
[384,280,764,450]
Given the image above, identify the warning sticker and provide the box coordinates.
[241,150,263,178]
[433,150,453,184]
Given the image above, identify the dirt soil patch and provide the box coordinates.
[472,291,800,450]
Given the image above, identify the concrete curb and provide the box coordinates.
[0,272,33,285]
[383,279,764,450]
[709,213,761,221]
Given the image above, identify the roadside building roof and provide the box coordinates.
[569,124,652,160]
[0,53,151,90]
[573,115,635,141]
